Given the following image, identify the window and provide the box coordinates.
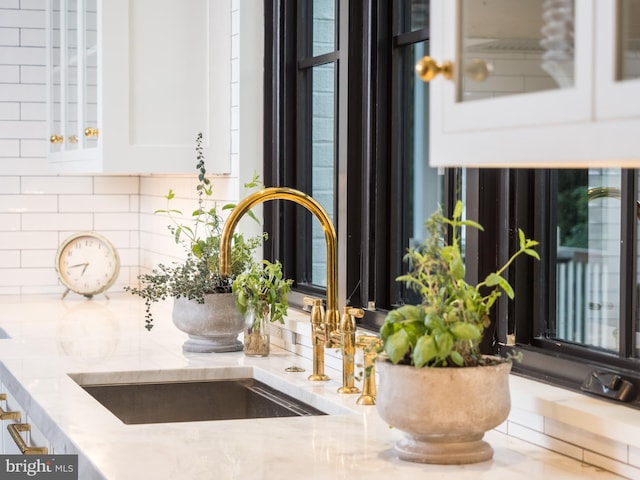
[264,2,640,407]
[504,168,640,406]
[264,0,448,322]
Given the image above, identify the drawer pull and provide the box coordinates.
[0,394,20,421]
[7,423,48,455]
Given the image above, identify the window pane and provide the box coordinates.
[459,0,575,102]
[397,0,429,34]
[397,40,445,305]
[554,169,622,353]
[312,0,335,57]
[66,1,78,150]
[310,63,335,287]
[407,41,443,241]
[619,0,640,81]
[51,0,62,153]
[84,0,98,149]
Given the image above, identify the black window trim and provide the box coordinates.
[264,0,640,409]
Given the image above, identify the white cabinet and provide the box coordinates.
[1,384,50,455]
[428,0,640,167]
[46,0,232,174]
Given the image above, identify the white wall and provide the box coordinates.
[0,0,262,296]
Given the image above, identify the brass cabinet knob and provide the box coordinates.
[68,134,78,144]
[84,127,99,138]
[415,56,453,82]
[464,58,491,82]
[49,134,63,144]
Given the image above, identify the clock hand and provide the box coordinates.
[81,263,89,275]
[68,262,90,269]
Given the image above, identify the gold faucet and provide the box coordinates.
[220,187,344,385]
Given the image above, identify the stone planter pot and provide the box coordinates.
[376,358,511,465]
[172,293,244,353]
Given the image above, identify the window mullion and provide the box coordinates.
[620,169,637,358]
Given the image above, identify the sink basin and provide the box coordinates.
[81,378,327,425]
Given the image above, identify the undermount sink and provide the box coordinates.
[80,378,327,425]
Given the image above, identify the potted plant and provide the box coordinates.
[125,133,263,353]
[376,200,539,465]
[232,259,293,356]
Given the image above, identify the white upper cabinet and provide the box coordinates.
[427,0,640,167]
[46,0,232,174]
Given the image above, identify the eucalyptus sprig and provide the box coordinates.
[380,200,539,368]
[125,132,264,330]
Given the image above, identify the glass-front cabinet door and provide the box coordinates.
[82,0,98,150]
[65,0,79,151]
[595,0,640,120]
[431,0,591,132]
[49,0,63,154]
[47,0,100,158]
[427,0,640,168]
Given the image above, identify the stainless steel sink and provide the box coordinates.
[81,378,327,425]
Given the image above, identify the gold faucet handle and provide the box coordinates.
[340,307,364,334]
[303,296,324,308]
[345,307,364,319]
[356,334,382,352]
[355,335,383,406]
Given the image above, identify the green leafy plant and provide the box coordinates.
[125,133,263,330]
[232,259,293,326]
[232,259,293,355]
[380,200,539,368]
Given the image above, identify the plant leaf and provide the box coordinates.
[459,219,484,232]
[450,322,481,340]
[413,336,437,368]
[449,350,465,366]
[498,276,515,299]
[483,272,501,287]
[524,248,541,260]
[384,329,411,364]
[453,200,463,220]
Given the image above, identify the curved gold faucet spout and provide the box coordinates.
[220,187,339,338]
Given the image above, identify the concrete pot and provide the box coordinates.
[172,293,244,353]
[376,358,511,464]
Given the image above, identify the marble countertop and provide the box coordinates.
[0,294,627,479]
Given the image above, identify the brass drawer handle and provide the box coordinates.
[50,134,64,144]
[0,394,21,421]
[7,423,48,455]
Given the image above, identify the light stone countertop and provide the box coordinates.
[0,294,627,479]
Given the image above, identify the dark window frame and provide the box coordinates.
[264,0,640,409]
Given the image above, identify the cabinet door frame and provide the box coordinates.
[46,0,234,175]
[433,0,593,133]
[594,0,640,120]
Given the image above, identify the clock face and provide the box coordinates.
[55,232,120,297]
